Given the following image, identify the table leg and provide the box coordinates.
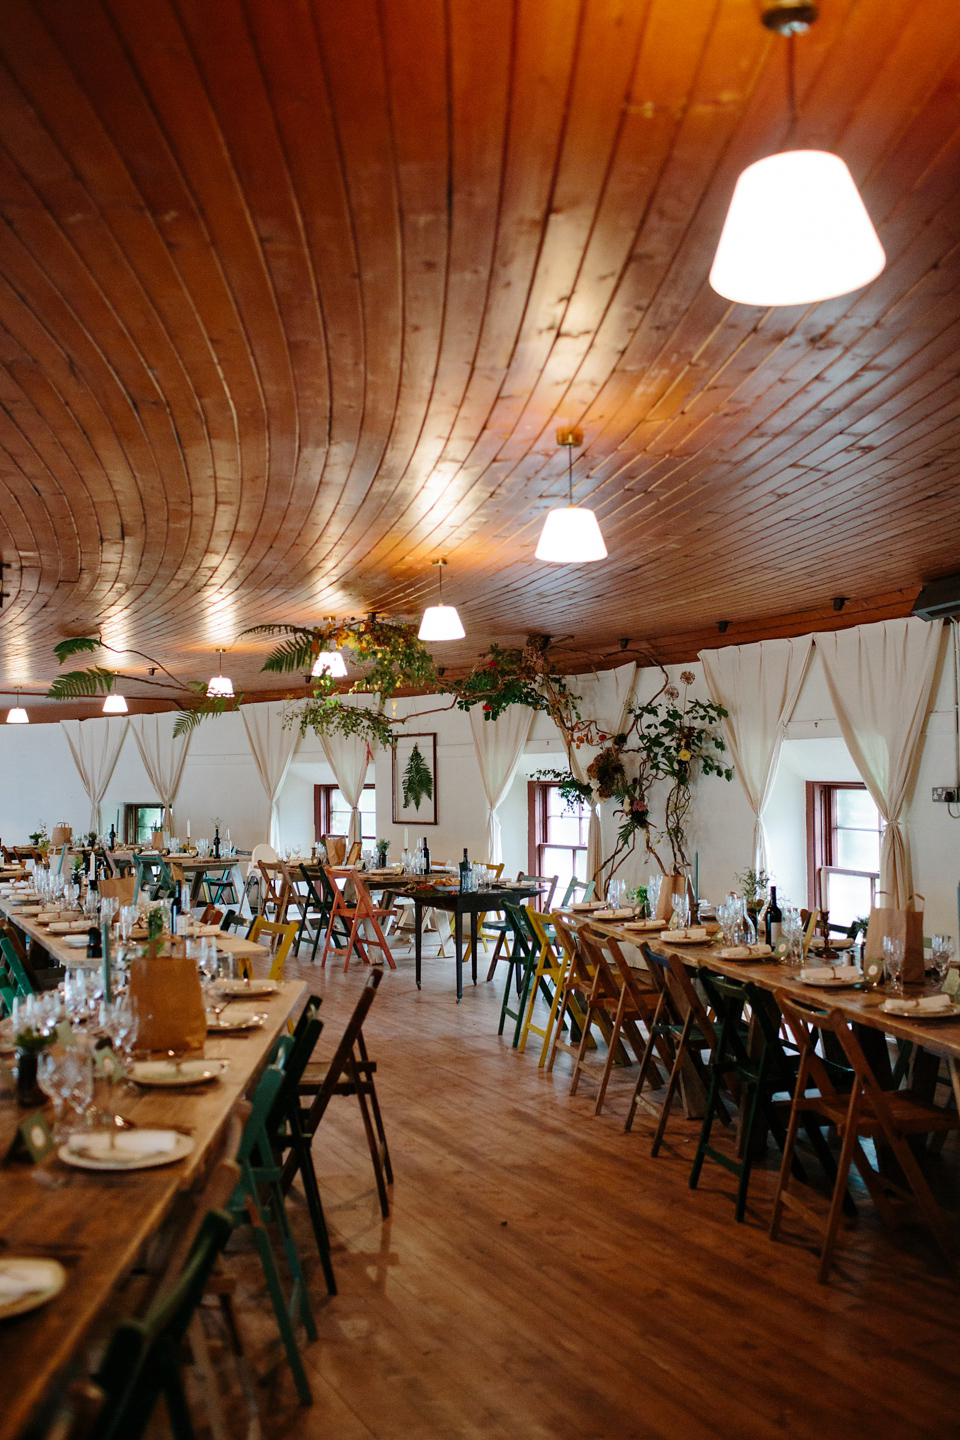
[470,905,478,986]
[455,907,463,1003]
[415,901,423,990]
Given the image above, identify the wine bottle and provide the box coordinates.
[460,847,469,891]
[766,886,783,946]
[422,837,431,874]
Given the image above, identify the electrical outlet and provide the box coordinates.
[932,786,960,803]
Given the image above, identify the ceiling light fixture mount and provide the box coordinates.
[709,4,884,307]
[206,650,234,698]
[535,430,607,564]
[6,687,28,724]
[418,559,465,642]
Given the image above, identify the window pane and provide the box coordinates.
[331,788,376,841]
[835,829,880,872]
[541,845,585,883]
[136,807,164,844]
[835,788,878,830]
[547,811,583,846]
[824,871,874,927]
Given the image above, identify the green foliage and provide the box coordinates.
[53,636,100,663]
[146,907,165,940]
[245,617,440,697]
[172,687,243,739]
[454,643,582,728]
[46,666,117,700]
[533,769,594,810]
[402,744,434,810]
[292,694,394,750]
[736,867,771,909]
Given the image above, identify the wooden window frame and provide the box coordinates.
[314,783,376,844]
[805,780,880,912]
[123,803,165,846]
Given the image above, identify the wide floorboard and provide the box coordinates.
[215,940,960,1440]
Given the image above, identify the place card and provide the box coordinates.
[94,1046,126,1082]
[863,955,884,985]
[5,1110,55,1165]
[944,968,960,999]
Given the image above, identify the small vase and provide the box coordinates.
[15,1048,45,1109]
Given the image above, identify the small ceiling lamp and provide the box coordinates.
[102,674,128,714]
[6,689,28,724]
[312,648,348,678]
[206,650,234,698]
[709,3,885,307]
[418,560,465,641]
[535,429,607,564]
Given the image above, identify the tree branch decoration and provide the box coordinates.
[401,744,434,811]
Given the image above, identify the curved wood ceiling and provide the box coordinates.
[1,0,959,708]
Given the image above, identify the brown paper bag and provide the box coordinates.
[51,824,72,847]
[864,892,925,986]
[128,945,206,1055]
[324,834,347,867]
[99,875,136,905]
[655,873,689,921]
[151,829,166,850]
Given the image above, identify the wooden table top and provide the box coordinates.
[0,979,304,1440]
[584,918,960,1064]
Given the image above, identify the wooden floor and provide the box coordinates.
[210,939,960,1440]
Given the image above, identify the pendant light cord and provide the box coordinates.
[568,446,574,507]
[785,33,798,147]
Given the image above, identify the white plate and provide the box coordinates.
[880,1000,960,1021]
[130,1058,229,1086]
[0,1258,67,1320]
[213,979,279,998]
[661,931,712,945]
[59,1129,194,1171]
[205,1012,266,1033]
[799,976,864,989]
[62,936,90,948]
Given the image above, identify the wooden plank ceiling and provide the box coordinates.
[0,0,959,712]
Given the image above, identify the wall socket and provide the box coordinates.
[932,786,960,803]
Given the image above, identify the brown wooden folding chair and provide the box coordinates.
[566,928,651,1114]
[258,859,292,924]
[320,868,396,971]
[283,971,393,1218]
[772,988,960,1283]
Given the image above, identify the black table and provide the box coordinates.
[374,878,546,1000]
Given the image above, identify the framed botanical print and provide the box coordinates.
[392,732,438,826]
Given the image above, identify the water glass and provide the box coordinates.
[883,935,905,993]
[931,935,955,989]
[670,892,690,930]
[647,873,662,918]
[119,905,136,941]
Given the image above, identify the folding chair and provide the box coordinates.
[303,864,353,959]
[625,943,720,1153]
[243,916,299,982]
[546,920,604,1075]
[320,868,396,971]
[284,864,325,957]
[517,909,572,1063]
[0,935,35,999]
[771,989,960,1282]
[497,903,540,1048]
[282,971,393,1220]
[92,1209,235,1440]
[484,872,559,980]
[566,928,650,1113]
[258,860,292,924]
[228,1065,317,1404]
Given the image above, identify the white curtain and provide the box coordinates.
[469,705,533,863]
[556,662,637,885]
[61,717,129,833]
[700,636,812,871]
[129,714,192,834]
[319,696,376,848]
[242,704,300,849]
[815,617,944,907]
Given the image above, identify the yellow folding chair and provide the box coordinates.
[517,910,569,1065]
[245,916,299,982]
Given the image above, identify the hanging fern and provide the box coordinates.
[53,636,101,664]
[46,666,117,700]
[402,744,434,810]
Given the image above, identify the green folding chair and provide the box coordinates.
[0,935,34,1000]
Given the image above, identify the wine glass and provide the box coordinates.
[647,873,662,918]
[931,935,955,990]
[883,935,905,994]
[38,1048,75,1141]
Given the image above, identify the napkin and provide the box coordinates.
[883,994,954,1015]
[800,965,861,983]
[0,1263,46,1302]
[68,1129,180,1162]
[718,943,773,960]
[660,927,708,942]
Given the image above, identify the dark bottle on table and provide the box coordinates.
[108,823,116,851]
[213,825,221,859]
[765,886,783,947]
[460,847,470,892]
[86,922,102,959]
[422,837,431,874]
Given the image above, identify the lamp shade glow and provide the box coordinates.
[418,604,465,642]
[709,149,885,306]
[5,705,28,724]
[312,650,348,678]
[102,692,129,714]
[535,506,608,563]
[206,674,234,698]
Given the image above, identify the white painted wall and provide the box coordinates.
[1,620,958,942]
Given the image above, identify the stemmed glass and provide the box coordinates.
[38,1048,77,1141]
[882,935,905,994]
[931,935,955,990]
[670,893,690,931]
[647,873,662,919]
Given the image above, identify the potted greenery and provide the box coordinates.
[14,1023,54,1108]
[736,867,771,926]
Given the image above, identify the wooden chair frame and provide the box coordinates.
[244,916,299,982]
[320,868,396,971]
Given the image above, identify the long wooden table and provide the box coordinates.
[0,979,305,1440]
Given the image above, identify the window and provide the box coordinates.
[123,804,165,845]
[314,785,377,844]
[529,782,589,883]
[806,782,881,926]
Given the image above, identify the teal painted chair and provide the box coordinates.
[0,935,34,1000]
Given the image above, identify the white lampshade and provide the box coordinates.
[709,149,885,307]
[418,604,465,641]
[535,506,608,563]
[312,650,348,678]
[5,705,28,724]
[102,692,128,714]
[206,674,234,698]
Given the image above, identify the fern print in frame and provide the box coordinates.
[392,732,438,826]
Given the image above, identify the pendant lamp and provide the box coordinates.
[709,4,885,307]
[418,560,465,641]
[102,675,128,714]
[535,429,607,564]
[6,689,28,724]
[312,648,348,678]
[207,650,234,698]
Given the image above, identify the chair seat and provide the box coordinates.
[805,1089,960,1134]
